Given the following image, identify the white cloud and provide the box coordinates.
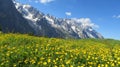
[65,12,72,16]
[29,0,54,4]
[113,15,120,19]
[72,18,99,28]
[39,0,54,4]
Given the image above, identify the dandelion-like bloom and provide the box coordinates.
[43,62,47,65]
[30,59,36,64]
[47,59,51,63]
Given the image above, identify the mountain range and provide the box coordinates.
[0,0,103,39]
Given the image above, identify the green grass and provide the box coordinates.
[0,33,120,67]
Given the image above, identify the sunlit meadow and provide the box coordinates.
[0,33,120,67]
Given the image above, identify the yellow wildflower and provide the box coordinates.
[43,62,47,65]
[48,59,51,63]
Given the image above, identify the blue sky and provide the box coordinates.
[16,0,120,40]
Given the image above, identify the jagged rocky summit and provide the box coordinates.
[0,0,103,39]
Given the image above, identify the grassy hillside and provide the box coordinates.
[0,33,120,67]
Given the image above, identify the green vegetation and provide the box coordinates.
[0,25,2,31]
[0,33,120,67]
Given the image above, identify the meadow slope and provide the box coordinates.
[0,33,120,67]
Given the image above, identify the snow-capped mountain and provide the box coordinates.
[14,1,103,39]
[0,0,35,34]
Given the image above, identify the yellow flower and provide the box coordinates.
[61,64,65,67]
[27,46,30,49]
[70,65,73,67]
[55,52,59,54]
[30,59,36,64]
[88,56,91,59]
[13,64,17,67]
[35,49,38,52]
[43,62,47,65]
[117,57,120,60]
[18,61,22,63]
[12,47,16,50]
[65,53,67,55]
[80,65,84,67]
[38,61,42,64]
[53,60,56,63]
[1,62,4,65]
[24,59,28,64]
[111,63,115,66]
[54,65,58,67]
[10,51,13,54]
[101,64,104,67]
[107,62,109,64]
[118,61,120,64]
[47,44,50,46]
[71,55,73,58]
[40,57,45,60]
[56,58,59,61]
[6,53,10,56]
[89,66,92,67]
[4,45,7,47]
[48,59,51,63]
[6,60,9,63]
[105,64,108,67]
[98,64,100,67]
[66,60,71,64]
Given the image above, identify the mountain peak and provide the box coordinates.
[13,1,103,39]
[0,0,35,34]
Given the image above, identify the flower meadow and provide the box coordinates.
[0,33,120,67]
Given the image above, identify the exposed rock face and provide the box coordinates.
[15,2,103,39]
[0,0,103,39]
[0,0,35,34]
